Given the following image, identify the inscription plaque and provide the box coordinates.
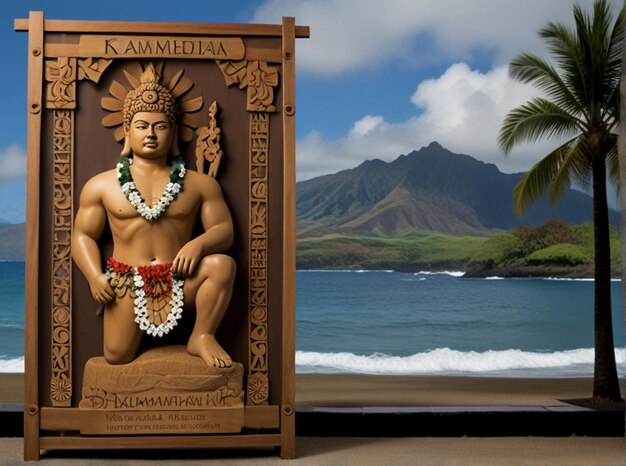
[79,35,245,59]
[79,408,244,435]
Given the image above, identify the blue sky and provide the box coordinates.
[0,0,621,224]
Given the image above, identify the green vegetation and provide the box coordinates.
[477,220,620,267]
[526,244,591,266]
[296,220,621,272]
[297,231,488,270]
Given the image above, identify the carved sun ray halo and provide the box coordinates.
[101,62,205,143]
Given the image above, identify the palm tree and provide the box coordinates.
[498,0,624,404]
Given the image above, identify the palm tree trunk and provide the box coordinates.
[591,156,621,402]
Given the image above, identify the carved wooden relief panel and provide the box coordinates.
[50,109,73,406]
[247,112,270,405]
[45,57,111,406]
[20,15,304,461]
[218,60,278,405]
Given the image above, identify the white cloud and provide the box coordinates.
[252,0,621,76]
[296,63,566,180]
[349,115,385,137]
[0,145,26,180]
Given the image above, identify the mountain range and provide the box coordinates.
[296,142,619,237]
[0,142,619,260]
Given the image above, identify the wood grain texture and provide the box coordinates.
[41,405,280,430]
[15,17,310,38]
[44,43,283,62]
[24,10,44,462]
[280,16,297,461]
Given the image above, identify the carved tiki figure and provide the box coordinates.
[72,64,236,368]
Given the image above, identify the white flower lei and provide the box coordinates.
[132,271,184,337]
[116,156,186,221]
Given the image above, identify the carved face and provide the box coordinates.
[126,112,174,159]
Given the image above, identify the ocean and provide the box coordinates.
[1,262,624,376]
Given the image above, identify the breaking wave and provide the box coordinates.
[0,357,24,373]
[296,348,626,376]
[414,271,465,277]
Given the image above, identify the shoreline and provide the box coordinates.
[3,372,624,406]
[296,264,622,279]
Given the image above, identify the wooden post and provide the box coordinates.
[280,16,297,460]
[23,10,44,462]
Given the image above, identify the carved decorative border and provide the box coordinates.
[247,112,270,405]
[217,60,279,112]
[45,57,111,406]
[218,59,277,405]
[50,109,74,406]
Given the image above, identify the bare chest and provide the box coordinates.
[104,181,200,222]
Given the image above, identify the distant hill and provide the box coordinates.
[0,223,25,260]
[297,142,619,237]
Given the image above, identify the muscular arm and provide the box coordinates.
[172,175,234,277]
[72,177,114,303]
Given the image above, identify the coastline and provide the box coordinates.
[297,264,622,279]
[3,372,624,406]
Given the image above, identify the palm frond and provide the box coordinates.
[550,137,592,203]
[538,22,590,117]
[498,98,581,154]
[513,141,574,215]
[509,53,588,119]
[606,134,620,190]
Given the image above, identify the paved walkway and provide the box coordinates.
[1,437,625,465]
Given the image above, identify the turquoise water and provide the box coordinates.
[1,262,624,376]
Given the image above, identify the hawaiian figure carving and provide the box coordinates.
[72,64,236,368]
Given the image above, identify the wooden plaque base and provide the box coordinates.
[79,346,244,410]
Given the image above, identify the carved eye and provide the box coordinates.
[142,90,158,104]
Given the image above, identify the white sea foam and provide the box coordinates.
[545,277,594,282]
[298,269,356,273]
[355,269,394,273]
[298,269,394,273]
[0,357,24,373]
[414,271,465,277]
[295,348,626,375]
[485,276,505,280]
[544,277,622,282]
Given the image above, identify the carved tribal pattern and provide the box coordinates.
[51,109,74,406]
[45,58,76,109]
[46,57,112,406]
[46,58,112,109]
[195,101,224,178]
[216,60,279,112]
[247,112,270,406]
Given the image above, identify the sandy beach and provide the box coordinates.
[2,373,624,406]
[297,374,626,406]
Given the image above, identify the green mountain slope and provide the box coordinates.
[297,142,619,237]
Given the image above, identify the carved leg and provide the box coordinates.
[185,254,236,368]
[103,297,143,364]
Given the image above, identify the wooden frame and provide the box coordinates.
[17,12,308,460]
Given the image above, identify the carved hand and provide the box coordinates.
[172,239,203,277]
[89,273,115,304]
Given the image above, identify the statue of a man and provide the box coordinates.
[72,65,235,368]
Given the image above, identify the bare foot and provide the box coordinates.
[187,333,233,368]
